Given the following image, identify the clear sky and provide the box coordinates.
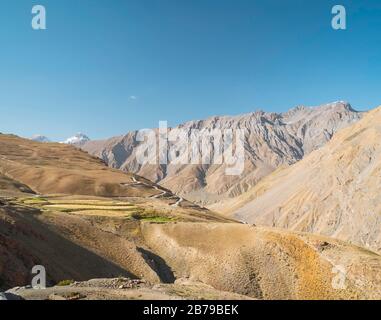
[0,0,381,141]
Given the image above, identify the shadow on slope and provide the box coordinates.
[0,203,137,290]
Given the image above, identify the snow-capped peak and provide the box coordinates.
[63,133,90,145]
[31,135,50,143]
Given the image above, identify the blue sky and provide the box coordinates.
[0,0,381,141]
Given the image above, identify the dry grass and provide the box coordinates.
[44,204,137,211]
[16,196,178,221]
[67,210,134,217]
[17,197,143,218]
[48,199,132,206]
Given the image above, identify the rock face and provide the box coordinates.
[82,102,362,205]
[231,106,381,253]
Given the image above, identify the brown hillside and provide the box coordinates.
[141,222,381,300]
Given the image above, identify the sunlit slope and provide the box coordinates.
[141,222,381,300]
[0,134,155,197]
[0,134,230,222]
[230,107,381,253]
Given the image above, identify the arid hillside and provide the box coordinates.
[82,102,362,205]
[0,134,163,198]
[2,198,381,300]
[0,133,219,215]
[141,223,381,300]
[226,106,381,253]
[0,194,229,291]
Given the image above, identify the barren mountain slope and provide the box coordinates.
[3,206,381,300]
[141,223,381,300]
[0,134,156,198]
[82,102,362,205]
[230,106,381,253]
[0,200,142,290]
[2,191,381,300]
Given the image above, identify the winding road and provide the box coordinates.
[125,176,184,207]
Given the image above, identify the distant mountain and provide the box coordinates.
[82,102,363,205]
[64,133,90,145]
[31,135,50,143]
[229,106,381,253]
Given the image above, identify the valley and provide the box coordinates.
[1,124,381,300]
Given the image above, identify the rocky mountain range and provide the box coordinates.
[223,106,381,253]
[29,133,91,146]
[82,101,363,205]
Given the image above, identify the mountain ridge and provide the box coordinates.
[227,106,381,253]
[81,101,363,205]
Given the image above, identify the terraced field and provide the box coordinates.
[15,196,176,222]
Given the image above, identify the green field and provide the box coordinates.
[17,196,176,222]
